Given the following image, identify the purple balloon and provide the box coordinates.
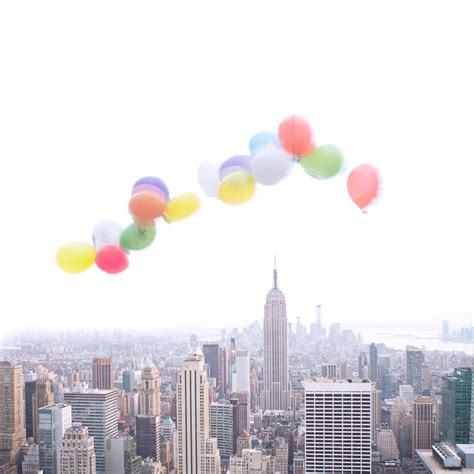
[132,177,169,201]
[219,155,252,179]
[131,183,167,200]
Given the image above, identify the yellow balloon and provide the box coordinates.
[218,172,256,205]
[165,192,201,222]
[56,242,96,274]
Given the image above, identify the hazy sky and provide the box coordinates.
[0,1,472,340]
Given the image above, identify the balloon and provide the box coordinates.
[165,193,201,222]
[250,145,294,186]
[219,155,252,179]
[197,161,220,197]
[120,223,156,251]
[278,115,314,157]
[347,164,381,211]
[56,242,96,274]
[96,245,129,274]
[300,145,344,179]
[218,171,256,205]
[248,131,280,156]
[92,220,124,250]
[129,191,167,222]
[132,183,167,200]
[132,177,169,201]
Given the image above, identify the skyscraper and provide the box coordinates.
[105,436,142,474]
[64,388,118,473]
[412,396,433,459]
[304,379,372,473]
[122,370,135,393]
[92,358,113,390]
[260,263,291,411]
[442,367,472,444]
[24,377,37,439]
[210,400,237,468]
[59,423,96,474]
[0,361,26,469]
[176,353,221,473]
[321,364,337,379]
[231,350,250,393]
[139,359,160,417]
[406,346,424,395]
[370,342,378,383]
[160,417,177,473]
[136,415,160,463]
[38,403,72,474]
[202,343,227,396]
[33,376,55,442]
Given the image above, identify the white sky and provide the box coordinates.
[0,1,472,339]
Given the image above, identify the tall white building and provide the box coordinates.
[59,423,96,474]
[231,350,250,393]
[260,263,291,411]
[64,389,118,474]
[176,353,221,474]
[38,403,72,474]
[305,379,372,473]
[139,359,160,417]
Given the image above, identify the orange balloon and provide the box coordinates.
[278,115,314,157]
[129,191,166,221]
[347,164,380,211]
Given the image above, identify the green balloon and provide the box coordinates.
[120,223,156,251]
[299,145,344,179]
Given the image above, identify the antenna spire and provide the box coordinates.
[273,252,278,289]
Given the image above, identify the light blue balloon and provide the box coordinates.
[248,131,280,156]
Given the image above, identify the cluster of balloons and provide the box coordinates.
[56,177,200,274]
[197,115,381,209]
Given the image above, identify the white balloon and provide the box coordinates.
[250,145,294,186]
[92,219,124,250]
[197,161,220,197]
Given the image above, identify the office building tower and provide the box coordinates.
[260,263,291,411]
[122,370,135,393]
[359,352,369,379]
[399,385,414,404]
[210,400,237,468]
[340,362,353,379]
[38,403,72,474]
[59,423,96,474]
[442,367,472,444]
[390,397,410,448]
[231,392,250,433]
[274,437,288,474]
[304,379,372,473]
[135,415,160,463]
[378,355,391,395]
[399,412,413,461]
[228,449,275,473]
[22,444,40,474]
[160,417,177,473]
[105,436,142,474]
[33,377,55,442]
[0,361,26,469]
[406,346,424,395]
[376,428,399,461]
[321,364,337,379]
[64,389,118,473]
[412,396,433,459]
[202,343,227,396]
[139,360,160,417]
[25,379,37,440]
[92,358,113,390]
[218,346,228,397]
[372,388,382,442]
[442,320,450,341]
[176,353,221,473]
[231,350,250,393]
[370,343,378,383]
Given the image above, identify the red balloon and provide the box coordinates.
[96,245,129,274]
[278,115,314,157]
[347,164,381,211]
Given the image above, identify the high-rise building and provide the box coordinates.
[231,350,250,393]
[230,392,250,433]
[22,444,40,474]
[260,263,291,411]
[38,403,72,474]
[406,346,424,395]
[210,400,237,468]
[64,388,118,473]
[412,396,433,459]
[370,343,378,383]
[105,436,142,474]
[139,360,160,417]
[376,428,399,461]
[176,353,221,474]
[202,343,227,396]
[359,352,369,379]
[92,358,113,390]
[160,417,177,473]
[321,364,337,379]
[372,387,382,442]
[0,361,26,469]
[442,367,472,444]
[25,379,37,440]
[340,362,353,379]
[310,304,323,341]
[274,437,288,474]
[59,423,96,474]
[122,370,135,393]
[304,379,372,473]
[135,415,160,463]
[33,377,55,442]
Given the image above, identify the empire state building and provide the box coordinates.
[260,263,291,411]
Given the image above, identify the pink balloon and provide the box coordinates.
[347,164,381,211]
[96,245,129,274]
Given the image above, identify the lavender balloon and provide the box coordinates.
[132,176,169,201]
[219,155,252,179]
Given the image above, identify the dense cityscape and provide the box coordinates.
[0,266,472,474]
